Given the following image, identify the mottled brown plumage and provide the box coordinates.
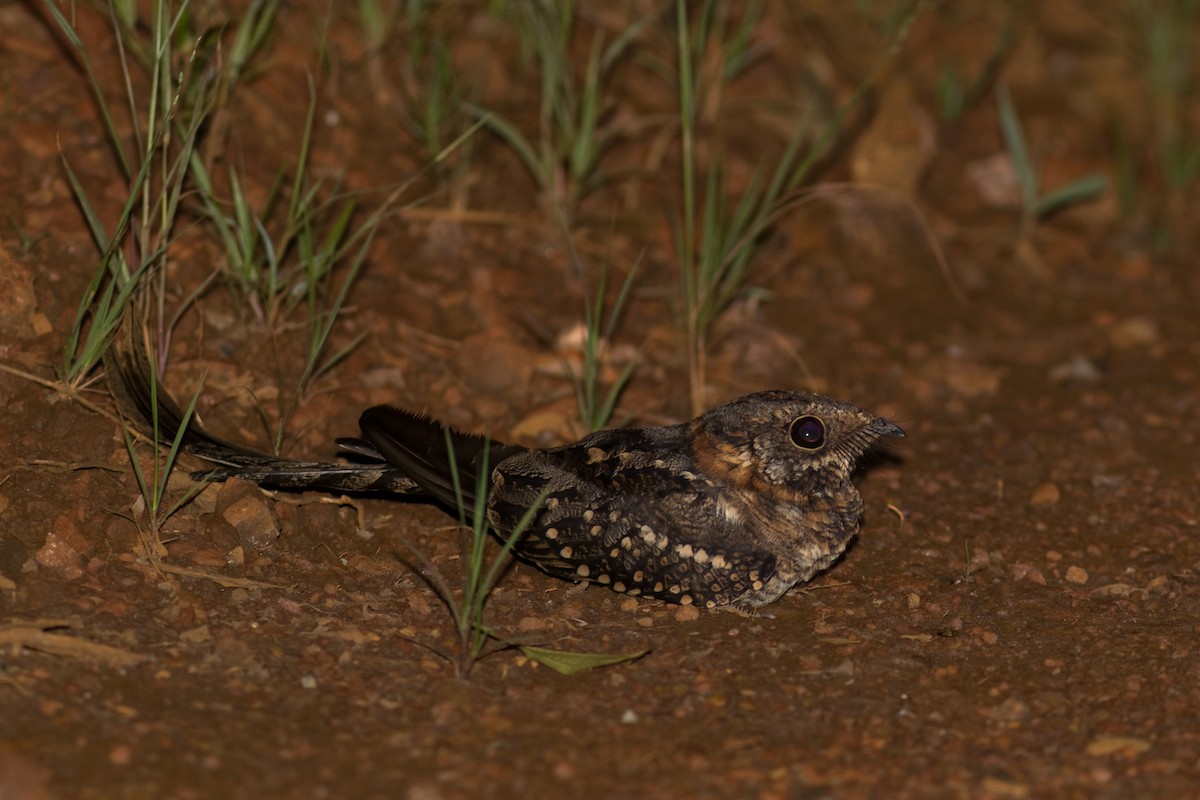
[107,336,903,609]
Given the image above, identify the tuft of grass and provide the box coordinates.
[397,432,644,679]
[403,35,470,165]
[187,79,392,400]
[474,0,648,218]
[47,0,283,386]
[120,339,207,536]
[673,0,818,414]
[440,433,544,678]
[565,232,639,433]
[106,324,208,564]
[672,0,937,412]
[5,217,49,255]
[48,0,220,387]
[935,16,1013,125]
[995,84,1108,226]
[397,20,490,197]
[1131,0,1200,243]
[53,0,389,428]
[1144,0,1200,189]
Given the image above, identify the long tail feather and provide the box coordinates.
[357,406,524,509]
[105,325,420,494]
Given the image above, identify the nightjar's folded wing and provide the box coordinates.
[356,406,525,511]
[105,326,420,494]
[488,425,778,607]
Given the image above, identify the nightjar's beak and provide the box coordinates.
[870,417,906,439]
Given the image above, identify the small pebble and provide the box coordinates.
[1146,576,1170,594]
[1109,317,1159,349]
[109,744,133,766]
[1030,482,1060,507]
[1065,566,1089,585]
[1010,564,1047,585]
[222,494,279,552]
[1048,354,1102,383]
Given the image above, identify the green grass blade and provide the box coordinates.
[996,84,1037,213]
[160,377,207,507]
[435,113,490,165]
[41,0,133,178]
[67,233,166,383]
[297,211,376,391]
[466,453,491,612]
[595,362,635,431]
[308,331,367,387]
[443,427,468,528]
[227,0,279,82]
[470,104,546,187]
[1033,173,1107,218]
[440,427,468,633]
[477,487,547,600]
[59,155,116,256]
[720,0,763,79]
[61,255,114,379]
[286,76,319,246]
[122,429,152,508]
[570,29,604,181]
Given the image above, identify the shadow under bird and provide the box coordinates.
[107,338,903,610]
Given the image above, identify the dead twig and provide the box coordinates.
[152,562,286,591]
[0,619,148,668]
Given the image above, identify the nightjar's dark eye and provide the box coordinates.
[789,415,826,450]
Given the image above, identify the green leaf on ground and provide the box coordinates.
[518,645,649,675]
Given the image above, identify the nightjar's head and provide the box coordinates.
[691,390,904,497]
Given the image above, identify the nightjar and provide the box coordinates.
[107,338,903,609]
